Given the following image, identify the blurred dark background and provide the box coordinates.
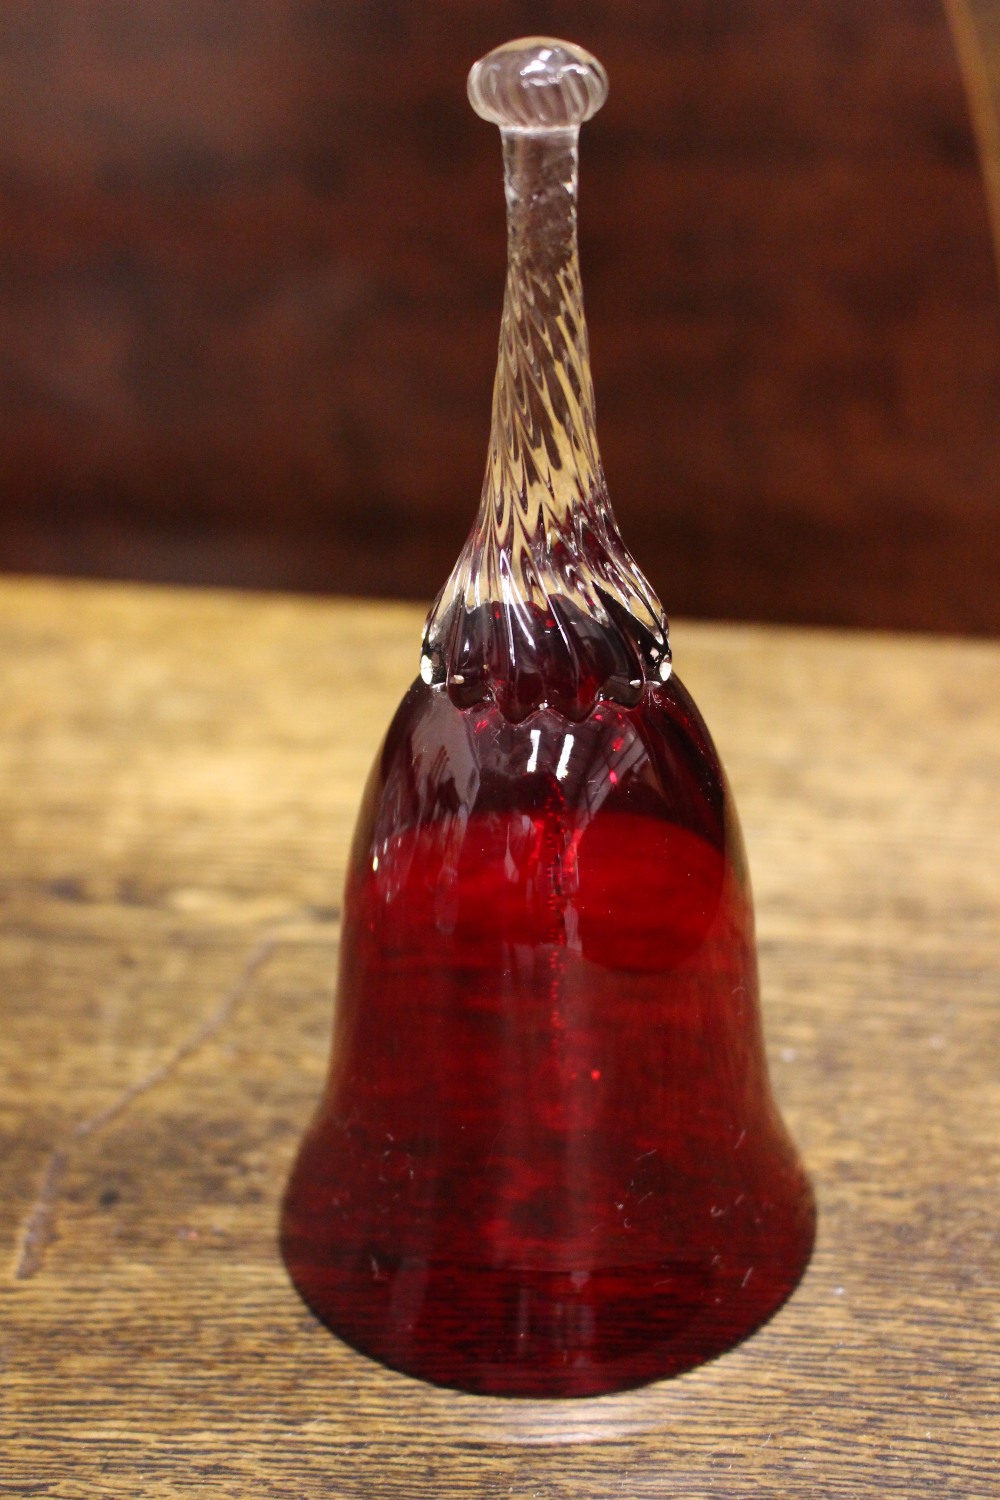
[2,0,999,631]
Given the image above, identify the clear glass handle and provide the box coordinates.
[422,38,671,724]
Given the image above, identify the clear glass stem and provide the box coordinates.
[422,43,671,722]
[490,126,603,534]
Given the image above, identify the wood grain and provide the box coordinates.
[1,576,998,1497]
[2,2,1000,632]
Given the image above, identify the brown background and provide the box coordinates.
[2,0,999,632]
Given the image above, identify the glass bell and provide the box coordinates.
[281,37,815,1398]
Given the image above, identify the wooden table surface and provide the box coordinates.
[1,576,997,1498]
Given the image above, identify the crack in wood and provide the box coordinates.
[11,925,296,1281]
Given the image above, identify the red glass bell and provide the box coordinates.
[281,38,814,1397]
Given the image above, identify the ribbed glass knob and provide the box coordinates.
[468,37,608,131]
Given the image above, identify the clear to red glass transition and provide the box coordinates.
[281,39,814,1397]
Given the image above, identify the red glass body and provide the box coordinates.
[281,673,814,1396]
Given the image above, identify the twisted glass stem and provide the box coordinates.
[422,97,670,721]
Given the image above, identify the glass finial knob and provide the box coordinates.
[468,37,608,131]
